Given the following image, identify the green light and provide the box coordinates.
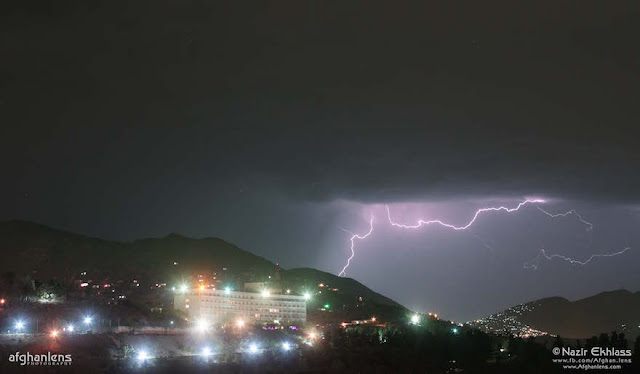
[324,304,330,309]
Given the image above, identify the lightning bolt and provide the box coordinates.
[339,199,546,277]
[338,216,374,277]
[524,247,631,271]
[385,199,545,230]
[536,207,593,231]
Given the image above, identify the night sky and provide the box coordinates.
[2,1,640,321]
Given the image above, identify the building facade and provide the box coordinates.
[174,289,306,324]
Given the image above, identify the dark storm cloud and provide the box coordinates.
[2,0,640,215]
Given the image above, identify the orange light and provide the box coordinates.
[371,317,376,322]
[341,322,347,327]
[0,298,5,304]
[199,285,205,291]
[51,330,58,337]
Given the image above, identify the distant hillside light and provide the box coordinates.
[411,315,420,325]
[324,304,330,309]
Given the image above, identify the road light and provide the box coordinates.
[196,319,209,332]
[137,350,149,361]
[67,324,74,333]
[201,347,212,357]
[179,285,188,293]
[452,328,458,334]
[303,293,311,301]
[282,342,291,351]
[15,321,24,331]
[51,330,58,338]
[249,343,259,353]
[237,319,245,328]
[411,315,420,325]
[84,316,92,325]
[224,287,231,295]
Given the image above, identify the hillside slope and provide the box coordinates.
[474,290,640,339]
[0,220,409,321]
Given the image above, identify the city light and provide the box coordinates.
[236,319,245,327]
[137,350,149,361]
[51,330,58,338]
[308,332,317,340]
[261,290,270,298]
[411,315,420,325]
[84,316,92,325]
[67,324,74,332]
[201,347,212,357]
[224,287,231,295]
[199,285,205,291]
[195,319,209,332]
[0,298,5,304]
[324,304,330,309]
[452,328,458,334]
[249,343,259,354]
[180,284,188,293]
[282,342,291,351]
[371,317,376,322]
[15,321,24,330]
[169,321,174,325]
[303,293,311,301]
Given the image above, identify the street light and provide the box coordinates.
[15,321,24,331]
[249,343,259,353]
[137,350,149,361]
[411,315,420,325]
[282,342,291,351]
[303,293,311,301]
[202,347,212,357]
[84,316,92,325]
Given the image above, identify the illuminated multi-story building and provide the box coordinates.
[174,289,306,324]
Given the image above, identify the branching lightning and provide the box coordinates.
[524,247,631,271]
[338,216,374,277]
[536,207,593,231]
[385,199,545,231]
[338,198,620,277]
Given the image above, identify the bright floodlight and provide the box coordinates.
[196,319,209,332]
[202,347,212,357]
[15,321,24,330]
[84,316,92,325]
[237,319,245,327]
[261,290,270,298]
[452,328,458,334]
[67,325,74,332]
[249,343,259,353]
[137,350,148,361]
[411,315,420,325]
[224,287,231,295]
[179,284,188,293]
[308,332,317,340]
[51,330,58,337]
[282,342,291,351]
[303,293,311,301]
